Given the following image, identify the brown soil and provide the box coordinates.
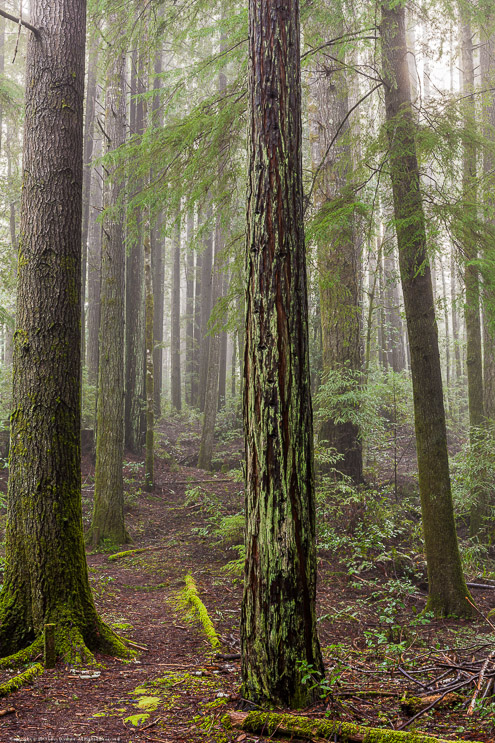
[0,415,493,743]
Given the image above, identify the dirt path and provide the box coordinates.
[0,417,493,742]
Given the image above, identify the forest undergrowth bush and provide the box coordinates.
[316,472,423,582]
[315,365,415,479]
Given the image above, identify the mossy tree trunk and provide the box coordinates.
[380,0,471,617]
[308,8,363,484]
[242,0,324,707]
[86,34,128,548]
[0,0,127,660]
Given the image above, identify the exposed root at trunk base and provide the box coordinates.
[0,622,133,669]
[0,664,44,697]
[0,638,43,670]
[224,711,484,743]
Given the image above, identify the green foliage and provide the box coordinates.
[314,365,414,477]
[297,659,343,702]
[451,423,495,522]
[212,512,244,546]
[317,471,423,581]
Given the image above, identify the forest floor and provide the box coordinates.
[0,412,494,743]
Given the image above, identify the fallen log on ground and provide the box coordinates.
[225,710,483,743]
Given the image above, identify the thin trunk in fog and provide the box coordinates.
[185,210,195,407]
[87,38,128,548]
[170,216,182,411]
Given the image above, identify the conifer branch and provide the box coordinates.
[0,7,40,39]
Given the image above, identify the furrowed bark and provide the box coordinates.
[0,0,128,660]
[242,0,324,707]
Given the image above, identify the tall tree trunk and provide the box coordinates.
[87,44,128,547]
[481,13,495,420]
[308,11,363,482]
[199,212,213,412]
[80,34,99,384]
[231,330,237,399]
[384,247,406,372]
[451,249,462,381]
[125,50,145,453]
[144,224,154,490]
[197,216,222,470]
[0,16,4,155]
[0,0,127,660]
[151,49,164,419]
[440,253,451,412]
[242,0,324,707]
[218,272,228,411]
[380,0,471,617]
[170,217,182,411]
[460,10,484,430]
[459,8,486,536]
[185,210,195,407]
[3,119,17,369]
[86,133,102,388]
[192,239,202,408]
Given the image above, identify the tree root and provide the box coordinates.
[55,622,133,665]
[0,638,43,670]
[0,664,44,698]
[225,711,484,743]
[0,621,132,670]
[177,574,220,649]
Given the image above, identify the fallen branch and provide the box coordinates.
[0,664,44,698]
[225,710,483,743]
[467,650,495,716]
[400,692,459,715]
[0,707,15,717]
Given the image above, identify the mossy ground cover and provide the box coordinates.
[0,415,493,741]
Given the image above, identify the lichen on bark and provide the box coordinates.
[242,0,324,708]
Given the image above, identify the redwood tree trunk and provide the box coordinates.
[380,0,471,617]
[242,0,324,707]
[0,0,125,660]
